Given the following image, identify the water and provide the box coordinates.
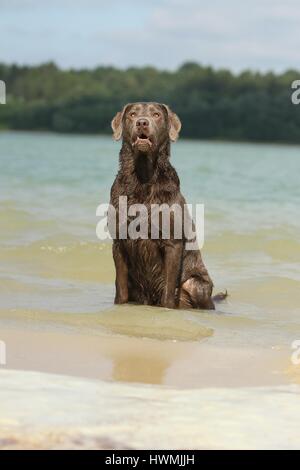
[1,131,300,448]
[0,131,299,358]
[1,131,299,320]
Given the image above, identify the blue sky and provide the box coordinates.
[0,0,299,71]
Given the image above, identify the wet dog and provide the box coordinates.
[109,102,226,309]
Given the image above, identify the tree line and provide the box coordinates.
[0,61,299,143]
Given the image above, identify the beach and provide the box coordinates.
[0,131,300,449]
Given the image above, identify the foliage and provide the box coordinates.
[0,62,299,143]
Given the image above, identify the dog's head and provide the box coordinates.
[111,102,181,154]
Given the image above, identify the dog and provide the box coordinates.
[109,102,226,309]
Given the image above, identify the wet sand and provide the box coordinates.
[1,273,300,449]
[0,318,290,388]
[2,292,298,383]
[1,302,299,449]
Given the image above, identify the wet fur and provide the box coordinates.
[109,102,226,310]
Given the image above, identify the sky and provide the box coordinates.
[0,0,299,72]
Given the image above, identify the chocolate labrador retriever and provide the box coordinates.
[109,102,226,309]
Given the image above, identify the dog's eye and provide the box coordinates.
[153,112,160,118]
[130,112,136,117]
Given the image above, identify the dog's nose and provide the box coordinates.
[136,118,149,129]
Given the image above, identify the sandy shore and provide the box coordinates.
[0,325,291,388]
[1,369,300,450]
[1,302,299,449]
[0,305,293,389]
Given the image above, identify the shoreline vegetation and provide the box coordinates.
[0,62,299,143]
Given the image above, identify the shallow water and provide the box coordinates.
[0,132,300,374]
[1,131,300,448]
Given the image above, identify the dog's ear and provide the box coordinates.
[111,104,130,141]
[161,104,182,142]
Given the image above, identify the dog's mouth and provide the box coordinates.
[133,134,153,151]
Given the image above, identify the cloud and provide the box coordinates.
[0,0,299,71]
[143,0,300,70]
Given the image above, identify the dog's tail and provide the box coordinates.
[212,290,228,302]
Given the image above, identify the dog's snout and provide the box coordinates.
[136,118,149,129]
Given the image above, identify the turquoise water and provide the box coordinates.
[1,131,300,237]
[0,130,300,341]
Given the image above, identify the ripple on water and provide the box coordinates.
[95,305,214,341]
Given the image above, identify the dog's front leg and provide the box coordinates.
[113,242,128,304]
[161,241,182,309]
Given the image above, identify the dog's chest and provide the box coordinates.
[124,238,165,298]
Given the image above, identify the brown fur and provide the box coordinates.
[109,102,225,309]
